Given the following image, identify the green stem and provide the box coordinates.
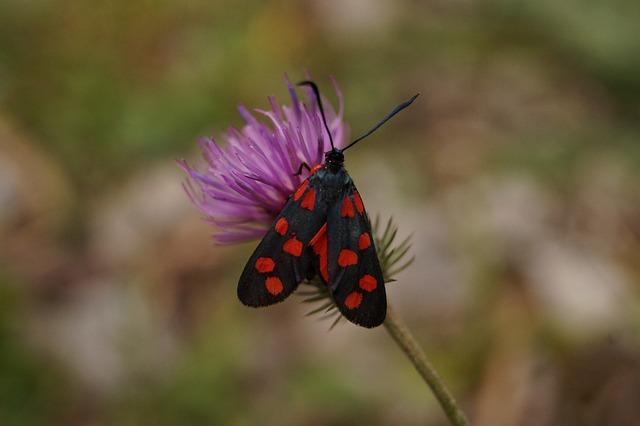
[384,304,468,426]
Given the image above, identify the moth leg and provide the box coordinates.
[294,162,311,176]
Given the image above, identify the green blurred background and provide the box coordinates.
[1,0,640,425]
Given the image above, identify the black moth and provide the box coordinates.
[238,80,418,328]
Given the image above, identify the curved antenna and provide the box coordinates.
[297,80,335,150]
[343,93,419,152]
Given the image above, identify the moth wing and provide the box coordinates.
[325,183,387,328]
[238,176,328,307]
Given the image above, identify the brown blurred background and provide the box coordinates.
[1,0,640,425]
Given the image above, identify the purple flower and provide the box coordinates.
[179,77,347,244]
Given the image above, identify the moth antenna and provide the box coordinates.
[343,93,420,152]
[297,80,335,151]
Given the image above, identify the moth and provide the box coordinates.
[238,80,418,328]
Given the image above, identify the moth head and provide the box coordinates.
[325,149,344,169]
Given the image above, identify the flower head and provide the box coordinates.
[180,76,416,330]
[179,77,346,243]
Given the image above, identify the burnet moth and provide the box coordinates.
[238,80,418,328]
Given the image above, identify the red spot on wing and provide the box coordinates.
[309,164,323,174]
[359,275,377,292]
[265,276,284,295]
[294,180,308,201]
[340,196,355,218]
[344,291,363,309]
[310,224,328,282]
[358,233,371,250]
[353,192,364,215]
[275,218,288,235]
[338,249,358,267]
[283,236,303,257]
[255,257,275,273]
[301,188,316,210]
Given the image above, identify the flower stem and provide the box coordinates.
[384,304,468,426]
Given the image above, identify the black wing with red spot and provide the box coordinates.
[237,174,327,307]
[325,181,386,328]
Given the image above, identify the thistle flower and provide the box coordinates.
[179,76,414,325]
[178,77,468,425]
[179,77,346,244]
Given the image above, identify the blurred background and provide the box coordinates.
[1,0,640,424]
